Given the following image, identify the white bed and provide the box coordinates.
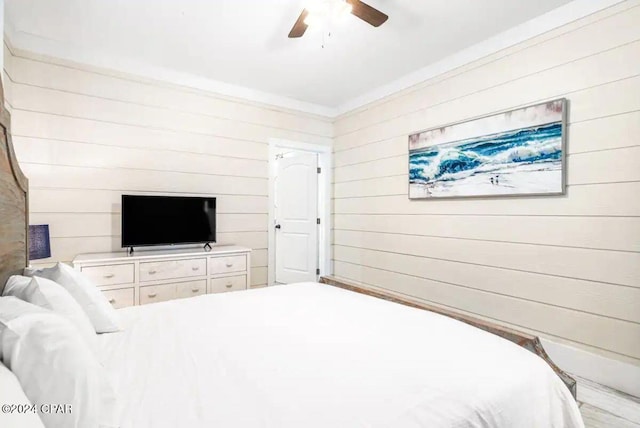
[99,282,583,428]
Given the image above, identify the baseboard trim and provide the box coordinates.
[541,338,640,398]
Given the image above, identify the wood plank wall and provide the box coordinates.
[331,1,640,365]
[3,44,333,288]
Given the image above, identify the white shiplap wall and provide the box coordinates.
[332,0,640,366]
[4,44,333,288]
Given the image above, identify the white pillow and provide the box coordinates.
[0,359,45,428]
[3,275,97,351]
[0,296,118,428]
[26,263,120,333]
[3,275,31,296]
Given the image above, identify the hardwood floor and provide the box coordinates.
[577,377,640,428]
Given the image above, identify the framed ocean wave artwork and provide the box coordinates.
[408,99,567,199]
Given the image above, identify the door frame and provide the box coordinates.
[268,139,332,286]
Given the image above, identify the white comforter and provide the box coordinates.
[99,283,583,428]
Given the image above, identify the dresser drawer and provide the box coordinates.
[139,283,176,305]
[101,287,134,309]
[209,255,246,274]
[209,275,247,294]
[81,264,135,286]
[176,280,207,300]
[139,258,206,282]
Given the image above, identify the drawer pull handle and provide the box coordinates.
[225,283,233,288]
[225,263,233,268]
[192,267,200,271]
[104,273,115,279]
[108,298,116,304]
[148,293,157,298]
[191,288,200,293]
[148,270,157,275]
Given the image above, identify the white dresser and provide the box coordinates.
[72,246,251,309]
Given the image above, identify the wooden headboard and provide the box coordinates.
[0,80,29,294]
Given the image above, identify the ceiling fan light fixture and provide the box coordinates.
[334,1,353,19]
[303,13,322,28]
[288,0,387,38]
[303,0,352,28]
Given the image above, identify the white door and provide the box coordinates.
[275,153,318,284]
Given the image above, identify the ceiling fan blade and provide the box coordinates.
[288,9,309,38]
[347,0,388,27]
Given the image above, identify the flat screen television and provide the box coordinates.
[121,195,216,248]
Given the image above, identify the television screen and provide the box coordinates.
[121,195,216,248]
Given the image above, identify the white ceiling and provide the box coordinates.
[6,0,589,114]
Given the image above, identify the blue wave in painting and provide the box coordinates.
[409,122,562,183]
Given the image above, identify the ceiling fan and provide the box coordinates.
[288,0,388,38]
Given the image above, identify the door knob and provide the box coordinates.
[275,224,281,229]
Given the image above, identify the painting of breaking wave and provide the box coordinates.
[409,100,565,198]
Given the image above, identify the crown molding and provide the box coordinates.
[3,23,338,118]
[334,0,626,117]
[3,0,625,119]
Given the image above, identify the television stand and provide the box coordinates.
[203,242,212,251]
[128,247,134,255]
[72,246,252,308]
